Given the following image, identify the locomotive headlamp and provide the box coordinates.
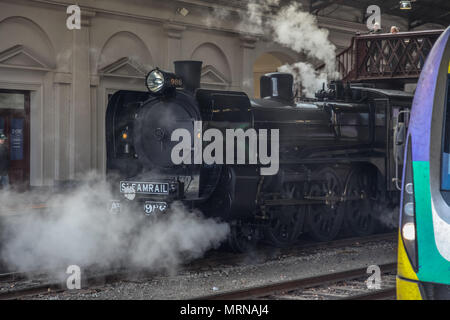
[146,69,164,93]
[400,1,412,10]
[145,68,183,95]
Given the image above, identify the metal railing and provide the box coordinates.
[320,30,444,82]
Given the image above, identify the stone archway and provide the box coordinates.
[0,16,56,69]
[0,16,56,187]
[98,31,153,72]
[191,42,232,90]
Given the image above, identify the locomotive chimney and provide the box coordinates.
[174,60,203,93]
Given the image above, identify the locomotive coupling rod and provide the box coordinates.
[263,199,324,206]
[305,195,344,202]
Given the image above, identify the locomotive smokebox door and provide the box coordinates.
[133,100,195,168]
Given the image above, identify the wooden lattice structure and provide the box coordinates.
[334,30,444,83]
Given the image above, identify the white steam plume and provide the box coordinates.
[279,62,327,98]
[239,0,281,34]
[204,6,232,28]
[235,1,339,97]
[270,3,338,76]
[0,173,229,274]
[375,206,399,230]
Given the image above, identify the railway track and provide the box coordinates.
[0,269,135,300]
[197,262,397,300]
[0,232,396,300]
[189,232,396,270]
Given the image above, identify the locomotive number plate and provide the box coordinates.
[144,201,168,215]
[120,181,169,195]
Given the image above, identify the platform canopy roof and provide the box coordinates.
[308,0,450,29]
[196,0,449,29]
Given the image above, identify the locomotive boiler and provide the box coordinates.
[106,60,412,252]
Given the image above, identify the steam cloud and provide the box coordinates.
[270,3,339,97]
[239,0,281,34]
[205,6,232,28]
[209,0,339,97]
[279,62,328,98]
[375,206,400,230]
[251,1,339,98]
[270,3,338,75]
[0,174,229,273]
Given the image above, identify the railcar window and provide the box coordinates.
[442,74,450,190]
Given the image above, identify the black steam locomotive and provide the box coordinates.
[106,60,412,251]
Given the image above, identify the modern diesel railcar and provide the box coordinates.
[106,60,412,252]
[397,26,450,300]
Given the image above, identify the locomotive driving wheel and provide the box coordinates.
[344,168,378,236]
[264,182,305,247]
[228,222,258,253]
[305,167,345,242]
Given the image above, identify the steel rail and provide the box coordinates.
[342,287,396,300]
[0,270,131,300]
[189,232,396,270]
[196,262,396,300]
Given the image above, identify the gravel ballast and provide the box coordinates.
[29,238,397,300]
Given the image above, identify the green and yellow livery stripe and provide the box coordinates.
[411,161,450,284]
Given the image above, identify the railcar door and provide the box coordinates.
[0,90,30,190]
[374,98,409,192]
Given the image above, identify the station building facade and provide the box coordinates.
[0,0,415,187]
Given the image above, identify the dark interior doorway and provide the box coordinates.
[0,90,30,190]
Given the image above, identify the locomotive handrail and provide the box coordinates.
[354,29,445,40]
[393,109,411,191]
